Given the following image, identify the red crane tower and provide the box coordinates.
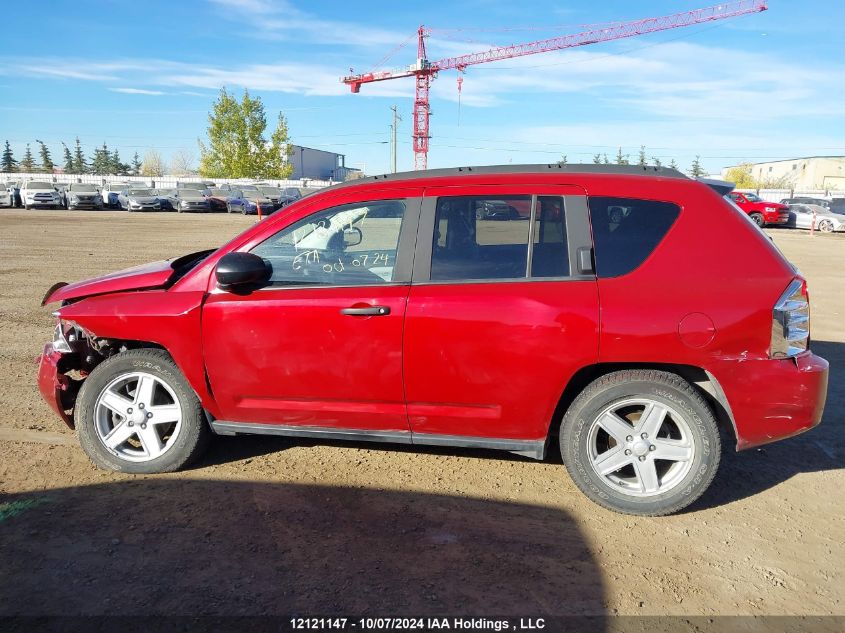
[342,0,767,170]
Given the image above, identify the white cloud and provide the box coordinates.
[110,87,166,95]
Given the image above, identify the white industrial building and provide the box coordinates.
[722,156,845,190]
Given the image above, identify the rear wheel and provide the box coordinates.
[818,219,834,233]
[750,212,764,227]
[560,370,720,516]
[76,349,210,473]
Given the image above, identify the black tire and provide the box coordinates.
[75,349,210,474]
[560,370,720,516]
[750,212,764,227]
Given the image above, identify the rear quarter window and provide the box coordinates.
[588,197,680,278]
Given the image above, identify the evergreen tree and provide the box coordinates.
[111,149,129,175]
[37,140,54,173]
[602,154,610,165]
[92,142,110,174]
[652,156,662,168]
[131,151,142,175]
[62,143,74,173]
[669,159,679,170]
[1,141,17,172]
[559,155,568,165]
[72,137,87,174]
[592,153,602,164]
[689,155,705,178]
[615,147,629,165]
[637,145,647,166]
[20,144,35,171]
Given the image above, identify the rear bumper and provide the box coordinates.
[715,352,828,450]
[36,343,76,428]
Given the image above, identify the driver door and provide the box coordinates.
[202,187,422,433]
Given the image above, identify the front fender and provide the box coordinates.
[56,290,220,418]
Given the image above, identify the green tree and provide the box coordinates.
[72,137,87,174]
[37,140,54,173]
[592,154,602,164]
[559,155,568,165]
[131,151,142,175]
[1,141,17,172]
[91,142,110,174]
[199,87,294,179]
[62,143,74,173]
[652,156,662,168]
[20,144,35,171]
[668,159,679,170]
[111,149,129,175]
[723,162,757,189]
[689,155,705,178]
[637,145,647,166]
[615,147,629,165]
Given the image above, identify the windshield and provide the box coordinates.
[744,193,762,202]
[69,183,98,192]
[259,186,281,195]
[27,181,53,189]
[283,188,301,197]
[240,186,260,193]
[129,189,155,196]
[180,189,205,196]
[209,188,229,196]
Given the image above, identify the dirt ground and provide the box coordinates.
[0,210,842,618]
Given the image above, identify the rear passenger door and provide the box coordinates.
[403,184,600,445]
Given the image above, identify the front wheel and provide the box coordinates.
[749,212,764,227]
[560,370,720,516]
[818,219,834,233]
[75,349,210,473]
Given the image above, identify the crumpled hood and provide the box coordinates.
[42,259,176,305]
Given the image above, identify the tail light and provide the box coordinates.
[771,278,810,358]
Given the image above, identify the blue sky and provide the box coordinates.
[1,0,843,176]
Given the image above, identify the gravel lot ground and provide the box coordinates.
[0,210,842,618]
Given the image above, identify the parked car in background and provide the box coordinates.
[101,182,131,209]
[119,188,162,212]
[728,191,789,227]
[255,185,302,210]
[0,185,12,208]
[829,198,845,216]
[780,196,830,209]
[207,188,234,212]
[155,189,178,212]
[37,164,828,517]
[174,188,211,213]
[21,181,62,209]
[787,204,844,233]
[5,182,22,207]
[226,187,273,215]
[67,183,104,210]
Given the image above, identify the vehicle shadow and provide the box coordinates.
[0,480,606,619]
[697,339,844,510]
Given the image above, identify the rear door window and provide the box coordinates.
[588,197,680,278]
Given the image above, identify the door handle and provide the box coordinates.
[340,306,391,316]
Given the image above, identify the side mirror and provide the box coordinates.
[215,252,270,290]
[343,227,363,248]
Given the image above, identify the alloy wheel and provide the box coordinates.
[586,398,695,497]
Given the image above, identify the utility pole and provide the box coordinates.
[390,105,402,173]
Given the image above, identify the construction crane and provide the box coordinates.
[342,0,767,170]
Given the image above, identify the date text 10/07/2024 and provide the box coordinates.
[289,618,546,631]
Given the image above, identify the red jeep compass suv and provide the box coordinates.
[37,165,828,516]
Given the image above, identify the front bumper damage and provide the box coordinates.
[37,342,79,428]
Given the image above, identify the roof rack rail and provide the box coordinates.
[328,163,690,191]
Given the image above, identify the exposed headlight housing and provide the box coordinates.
[771,278,810,358]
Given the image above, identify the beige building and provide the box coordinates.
[722,156,845,190]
